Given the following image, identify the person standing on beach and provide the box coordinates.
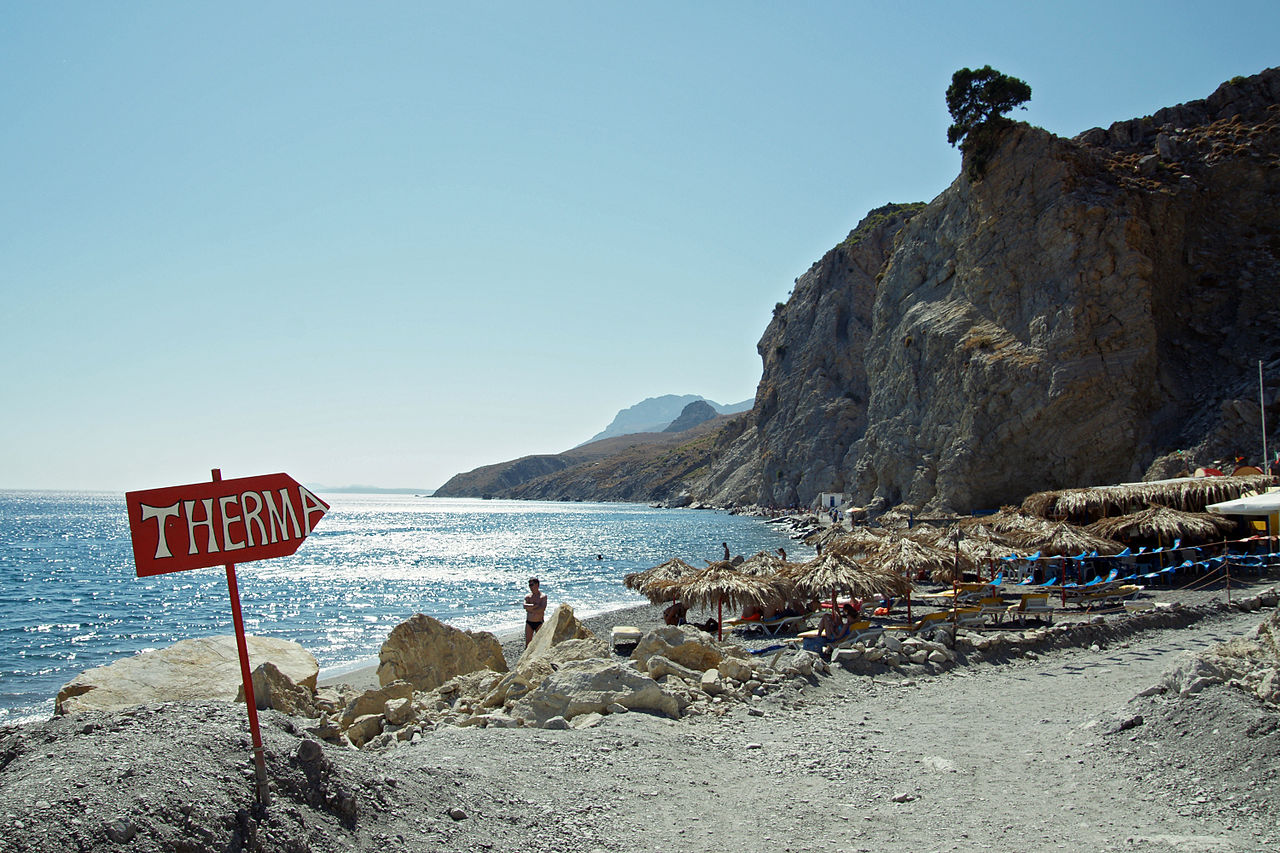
[523,577,548,647]
[722,542,730,561]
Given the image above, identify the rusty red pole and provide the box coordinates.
[214,468,270,807]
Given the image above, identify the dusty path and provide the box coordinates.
[406,605,1275,853]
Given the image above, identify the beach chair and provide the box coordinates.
[829,620,886,652]
[726,613,811,636]
[758,613,810,636]
[1006,594,1053,625]
[953,607,984,630]
[886,611,954,638]
[977,596,1007,626]
[800,620,883,657]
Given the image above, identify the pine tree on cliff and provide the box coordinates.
[946,65,1032,179]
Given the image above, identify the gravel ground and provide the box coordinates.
[3,582,1279,852]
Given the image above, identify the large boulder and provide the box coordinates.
[515,604,596,669]
[376,613,507,691]
[56,635,318,715]
[510,659,679,726]
[631,625,723,674]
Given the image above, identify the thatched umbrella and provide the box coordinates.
[824,527,889,560]
[789,551,912,621]
[1010,521,1125,600]
[1085,504,1237,548]
[1018,521,1125,558]
[965,507,1057,539]
[737,550,789,577]
[805,524,848,551]
[651,561,788,640]
[950,525,1023,580]
[623,557,697,594]
[873,534,967,583]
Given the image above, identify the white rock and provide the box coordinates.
[700,669,724,695]
[511,660,679,725]
[376,613,507,692]
[631,626,723,673]
[647,655,704,682]
[57,635,318,715]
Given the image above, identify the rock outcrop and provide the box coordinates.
[375,613,507,691]
[694,67,1280,513]
[55,635,318,715]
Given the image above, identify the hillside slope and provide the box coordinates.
[433,414,743,501]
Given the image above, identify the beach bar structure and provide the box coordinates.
[1207,489,1280,546]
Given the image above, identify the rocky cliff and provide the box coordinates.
[692,67,1280,513]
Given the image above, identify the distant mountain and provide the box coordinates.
[580,395,753,445]
[432,413,748,501]
[311,485,436,495]
[663,400,718,433]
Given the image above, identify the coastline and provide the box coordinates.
[319,599,673,690]
[5,581,1279,851]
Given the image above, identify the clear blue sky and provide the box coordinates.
[3,1,1277,491]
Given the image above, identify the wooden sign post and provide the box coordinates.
[125,470,329,807]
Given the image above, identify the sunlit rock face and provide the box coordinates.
[696,67,1280,514]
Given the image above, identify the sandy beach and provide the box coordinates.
[4,576,1279,852]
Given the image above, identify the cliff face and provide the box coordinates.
[696,68,1280,512]
[692,204,922,506]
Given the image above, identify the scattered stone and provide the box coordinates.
[103,819,137,843]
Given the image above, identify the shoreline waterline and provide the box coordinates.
[319,599,667,690]
[2,492,811,721]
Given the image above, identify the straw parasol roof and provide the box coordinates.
[871,533,972,584]
[962,507,1057,540]
[1085,504,1237,547]
[623,557,698,593]
[1020,475,1273,524]
[805,524,848,550]
[789,551,912,604]
[736,550,789,577]
[1013,521,1125,557]
[649,561,790,613]
[824,527,889,560]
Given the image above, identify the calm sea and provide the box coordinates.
[0,491,809,725]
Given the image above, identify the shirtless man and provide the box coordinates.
[523,577,548,647]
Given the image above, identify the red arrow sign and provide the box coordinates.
[125,473,329,577]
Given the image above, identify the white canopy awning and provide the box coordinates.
[1206,490,1280,516]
